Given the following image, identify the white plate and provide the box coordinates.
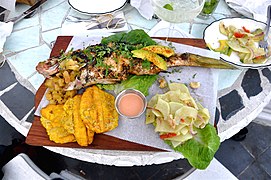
[204,17,271,68]
[68,0,128,15]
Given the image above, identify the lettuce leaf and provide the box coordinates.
[166,124,220,169]
[101,32,126,45]
[101,29,157,46]
[98,75,158,96]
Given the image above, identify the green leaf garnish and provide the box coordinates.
[166,124,220,169]
[101,29,157,47]
[98,75,158,96]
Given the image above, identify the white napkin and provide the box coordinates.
[61,11,129,36]
[0,21,13,53]
[226,0,271,22]
[130,0,154,20]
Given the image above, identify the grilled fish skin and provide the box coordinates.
[36,42,235,91]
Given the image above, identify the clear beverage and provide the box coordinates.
[199,0,220,18]
[152,0,205,23]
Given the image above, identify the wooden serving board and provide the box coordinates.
[26,36,206,151]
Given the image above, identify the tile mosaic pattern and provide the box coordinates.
[7,44,51,80]
[216,66,271,140]
[0,82,34,120]
[25,110,35,123]
[4,26,40,53]
[262,68,271,83]
[0,62,17,91]
[219,90,244,121]
[241,70,262,98]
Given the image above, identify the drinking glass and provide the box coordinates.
[151,0,205,39]
[199,0,220,18]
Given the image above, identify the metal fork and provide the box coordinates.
[259,5,271,55]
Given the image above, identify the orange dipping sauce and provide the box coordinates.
[118,93,145,117]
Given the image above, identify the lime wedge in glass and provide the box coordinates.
[163,4,173,11]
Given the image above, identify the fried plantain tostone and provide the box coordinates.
[80,86,118,133]
[40,105,76,144]
[72,95,94,146]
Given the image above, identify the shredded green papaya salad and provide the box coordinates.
[208,22,269,64]
[146,83,220,169]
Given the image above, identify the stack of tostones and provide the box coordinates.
[40,86,118,146]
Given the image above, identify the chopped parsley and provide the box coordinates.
[168,42,176,50]
[59,49,73,61]
[113,57,119,63]
[83,48,93,62]
[171,68,182,73]
[142,59,151,70]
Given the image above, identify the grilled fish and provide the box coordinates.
[36,42,234,91]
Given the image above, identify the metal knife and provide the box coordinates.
[5,0,47,23]
[87,18,125,30]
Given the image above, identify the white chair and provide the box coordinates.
[2,153,87,180]
[2,153,50,180]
